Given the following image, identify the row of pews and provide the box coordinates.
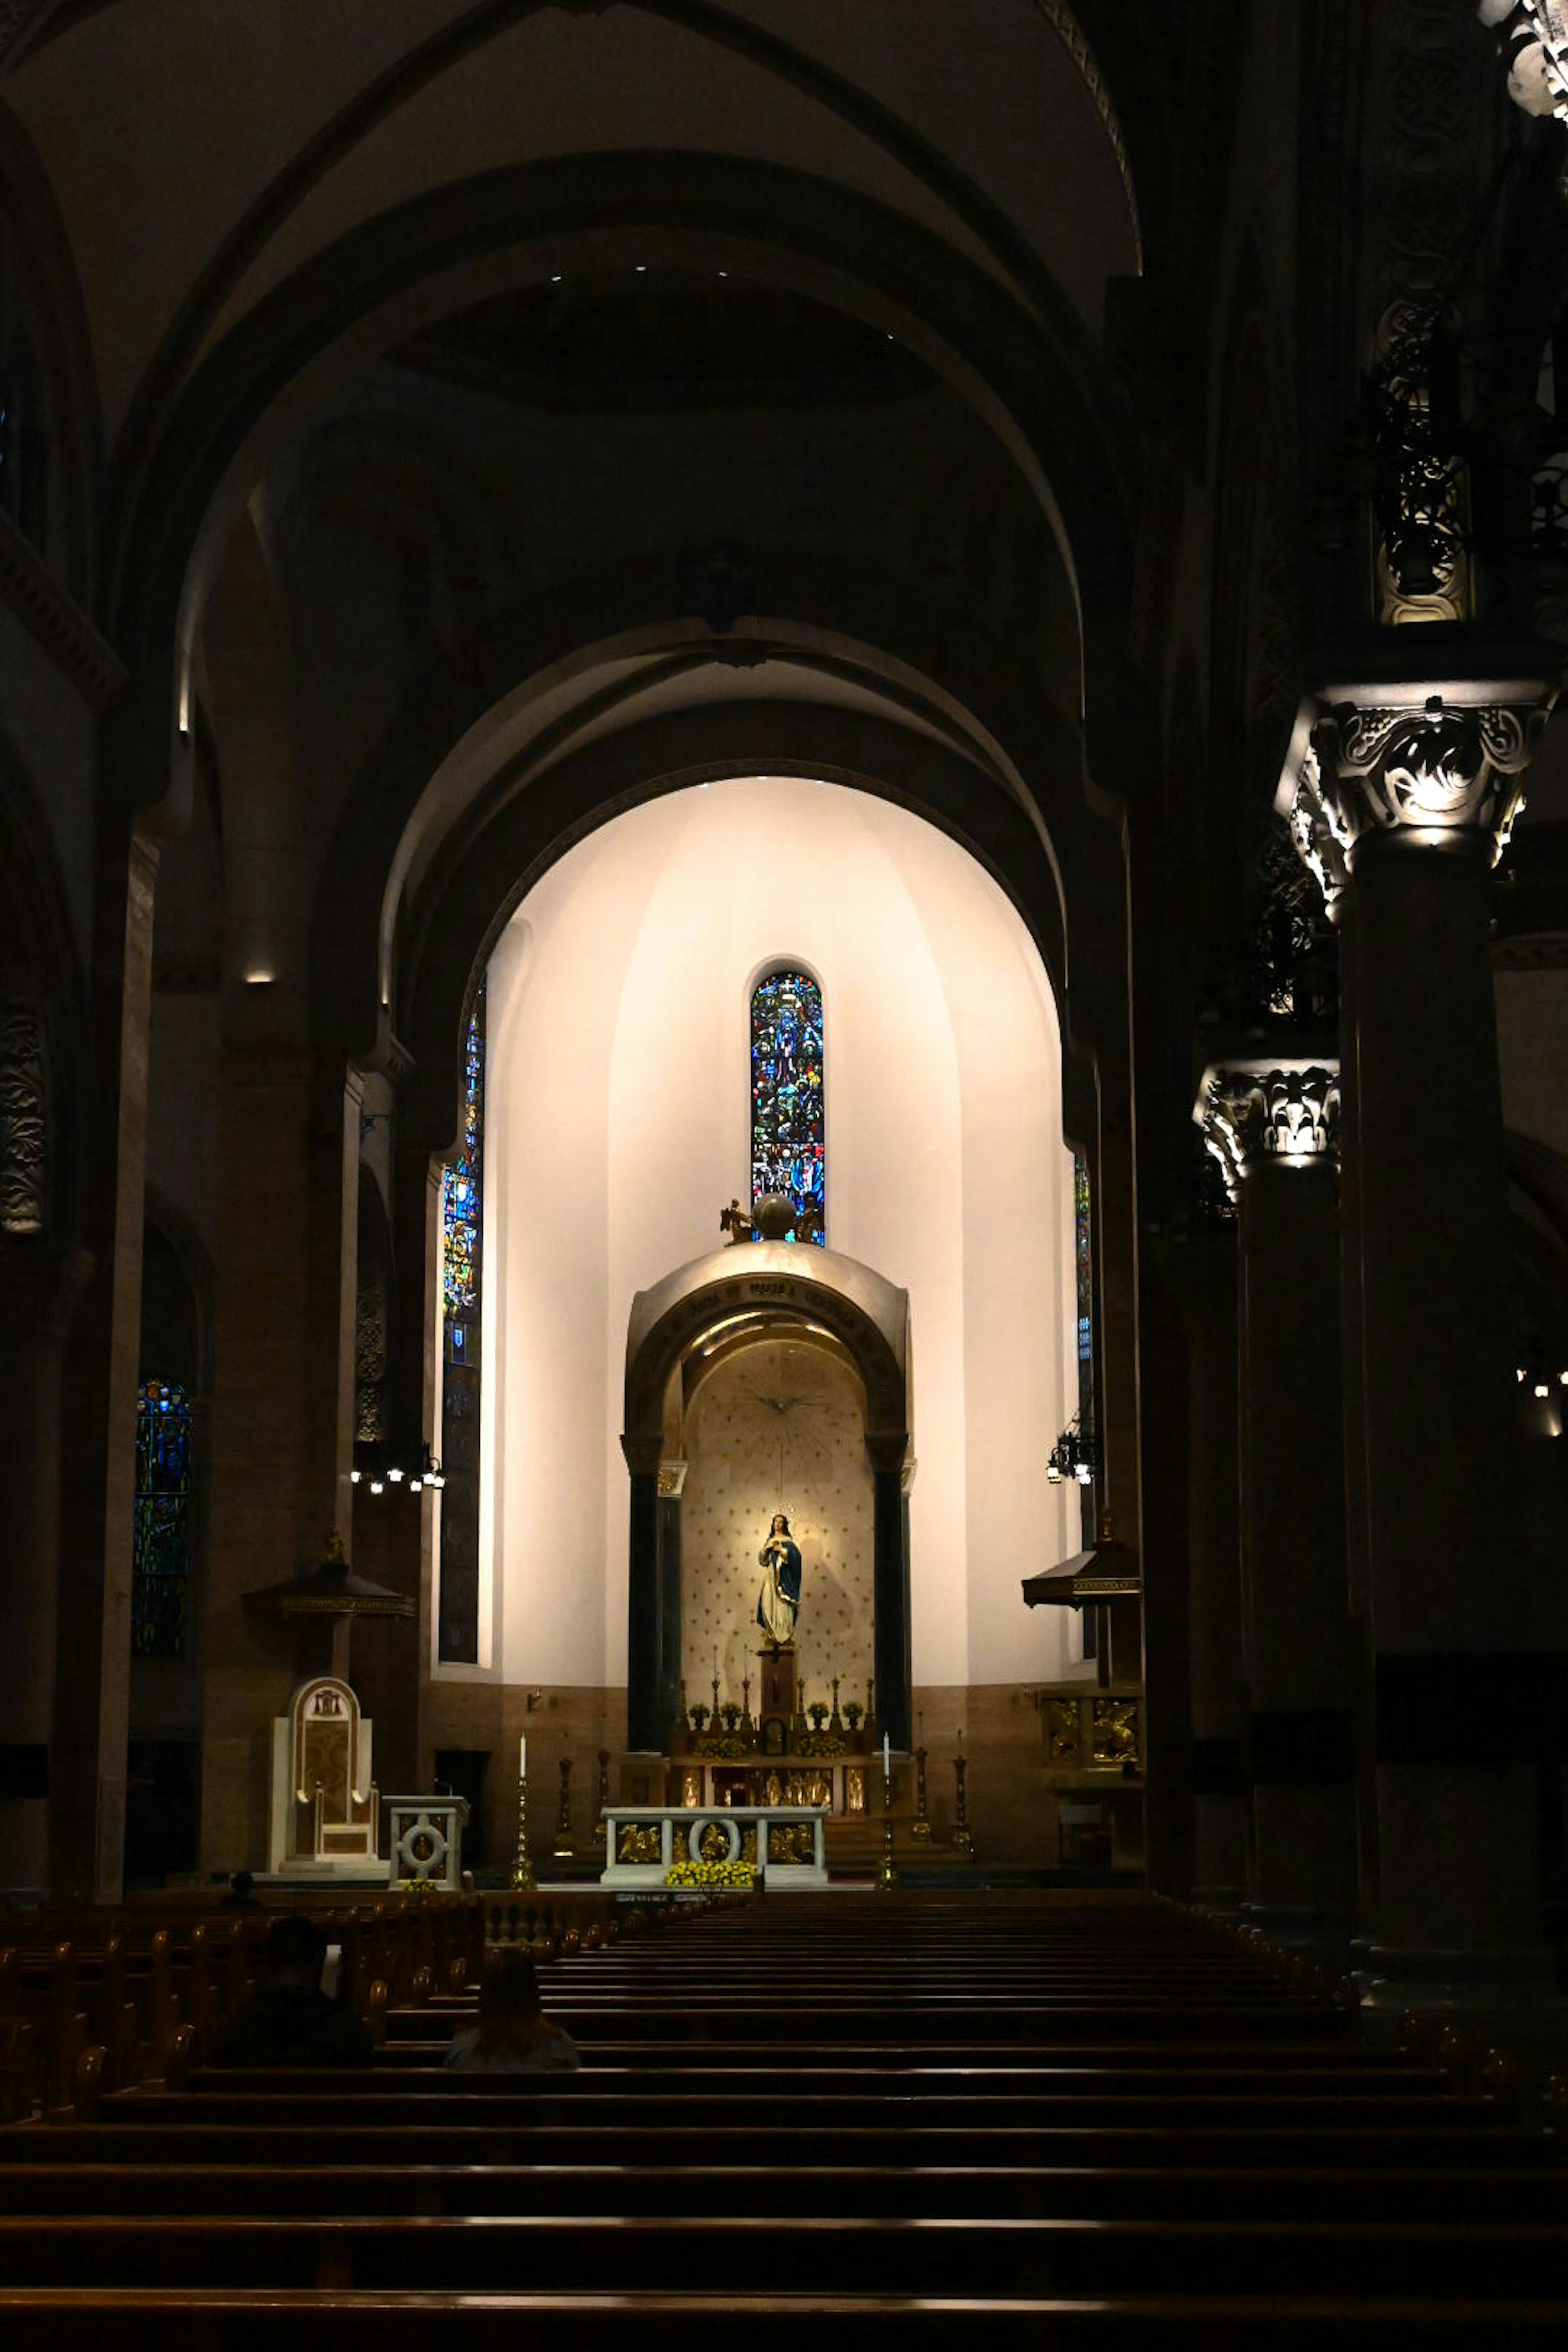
[0,1891,490,2114]
[0,1887,1566,2341]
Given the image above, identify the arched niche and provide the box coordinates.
[621,1243,913,1753]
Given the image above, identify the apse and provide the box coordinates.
[464,776,1083,1697]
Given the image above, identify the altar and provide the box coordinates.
[602,1804,830,1888]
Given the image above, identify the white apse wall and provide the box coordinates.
[468,775,1083,1693]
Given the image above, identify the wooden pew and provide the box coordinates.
[0,1889,1561,2348]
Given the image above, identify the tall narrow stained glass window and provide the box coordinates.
[439,984,485,1662]
[750,968,825,1243]
[133,1379,192,1659]
[1074,1152,1093,1388]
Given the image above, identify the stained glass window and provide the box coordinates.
[1074,1153,1093,1374]
[439,985,485,1662]
[443,1000,484,1321]
[750,969,825,1244]
[133,1379,192,1659]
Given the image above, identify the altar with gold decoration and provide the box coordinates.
[602,1804,829,1888]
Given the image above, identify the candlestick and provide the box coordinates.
[882,1732,890,1777]
[953,1753,975,1861]
[911,1744,931,1841]
[551,1755,575,1861]
[510,1765,536,1891]
[876,1740,899,1892]
[830,1675,841,1730]
[742,1673,751,1728]
[595,1747,610,1848]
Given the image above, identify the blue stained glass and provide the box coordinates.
[443,995,485,1316]
[133,1379,192,1659]
[750,969,825,1244]
[1074,1154,1092,1364]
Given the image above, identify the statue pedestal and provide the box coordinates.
[758,1644,797,1728]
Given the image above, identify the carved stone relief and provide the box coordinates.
[1196,1062,1341,1203]
[0,991,46,1235]
[1283,693,1551,918]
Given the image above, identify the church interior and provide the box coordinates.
[6,0,1568,2333]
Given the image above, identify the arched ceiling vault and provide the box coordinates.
[3,1,1143,454]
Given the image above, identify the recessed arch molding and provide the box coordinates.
[622,1243,913,1752]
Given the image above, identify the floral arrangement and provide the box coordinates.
[665,1859,755,1891]
[808,1702,829,1729]
[843,1701,864,1730]
[719,1702,743,1731]
[693,1733,750,1760]
[688,1703,710,1729]
[795,1730,845,1758]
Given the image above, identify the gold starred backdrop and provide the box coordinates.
[680,1339,875,1710]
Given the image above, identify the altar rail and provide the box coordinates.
[602,1807,828,1888]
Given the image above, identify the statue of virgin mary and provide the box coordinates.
[755,1512,802,1648]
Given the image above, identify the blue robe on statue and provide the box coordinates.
[756,1535,802,1644]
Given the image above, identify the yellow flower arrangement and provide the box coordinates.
[665,1859,756,1891]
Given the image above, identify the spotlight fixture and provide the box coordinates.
[1047,1414,1096,1489]
[351,1439,446,1495]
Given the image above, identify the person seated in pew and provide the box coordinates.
[210,1912,374,2068]
[444,1947,581,2074]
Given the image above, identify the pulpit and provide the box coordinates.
[269,1676,380,1877]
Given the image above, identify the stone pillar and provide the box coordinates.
[867,1435,911,1751]
[353,1147,440,1800]
[1285,680,1566,2012]
[1198,1059,1357,1946]
[0,1243,91,1896]
[1167,1229,1246,1908]
[199,1040,362,1873]
[53,820,158,1901]
[622,1435,663,1753]
[657,1460,687,1747]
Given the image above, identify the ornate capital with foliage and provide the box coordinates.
[1194,1060,1341,1203]
[1480,2,1568,120]
[1281,690,1552,915]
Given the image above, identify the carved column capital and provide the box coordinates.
[656,1458,689,1499]
[1280,686,1555,914]
[1481,4,1568,121]
[1194,1060,1341,1203]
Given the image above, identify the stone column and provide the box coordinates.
[199,1041,362,1873]
[622,1434,664,1754]
[1198,1059,1357,1947]
[53,820,158,1901]
[1167,1229,1246,1909]
[1285,679,1566,2013]
[867,1435,911,1751]
[352,1147,440,1800]
[0,1243,91,1896]
[657,1459,687,1746]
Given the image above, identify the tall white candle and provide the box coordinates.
[519,1733,527,1779]
[882,1733,890,1776]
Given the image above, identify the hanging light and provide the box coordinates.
[1047,1414,1096,1490]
